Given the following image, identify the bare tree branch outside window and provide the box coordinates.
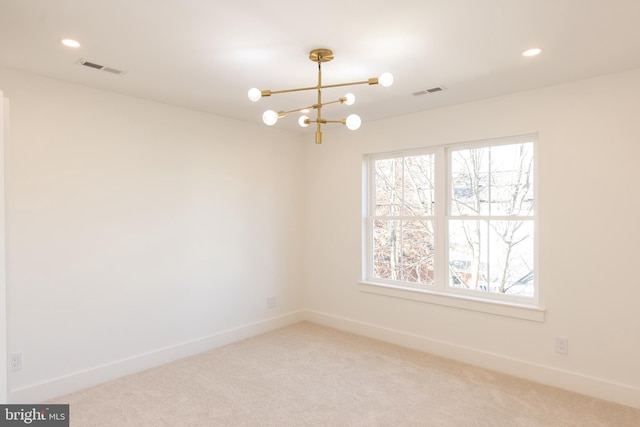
[449,143,534,296]
[373,155,435,284]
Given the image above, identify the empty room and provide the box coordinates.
[1,0,639,425]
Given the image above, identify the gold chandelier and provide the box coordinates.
[248,48,393,144]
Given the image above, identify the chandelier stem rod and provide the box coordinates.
[316,61,323,144]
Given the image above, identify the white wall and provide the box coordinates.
[303,68,640,408]
[0,92,7,403]
[0,67,305,402]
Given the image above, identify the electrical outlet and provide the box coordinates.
[267,296,277,309]
[555,337,568,354]
[10,353,22,371]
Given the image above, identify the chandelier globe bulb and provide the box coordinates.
[262,110,278,126]
[248,88,262,102]
[344,93,356,105]
[379,72,394,87]
[345,114,361,130]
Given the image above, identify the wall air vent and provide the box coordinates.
[412,86,446,96]
[101,66,125,75]
[77,59,126,75]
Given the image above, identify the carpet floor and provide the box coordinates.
[48,322,640,426]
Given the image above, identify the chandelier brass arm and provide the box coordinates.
[247,48,393,144]
[257,78,382,98]
[303,119,347,124]
[274,95,352,119]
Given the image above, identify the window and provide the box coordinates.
[372,154,436,284]
[364,134,538,311]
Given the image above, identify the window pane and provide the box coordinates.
[374,154,435,216]
[374,158,403,215]
[401,219,435,284]
[489,143,534,216]
[403,155,435,216]
[488,220,534,296]
[448,220,488,290]
[373,219,401,280]
[449,219,534,296]
[451,143,534,217]
[451,148,489,215]
[373,219,434,284]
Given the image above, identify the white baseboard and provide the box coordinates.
[11,311,305,404]
[13,309,640,410]
[304,309,640,410]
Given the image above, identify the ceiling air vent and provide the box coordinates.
[413,86,446,96]
[77,59,125,75]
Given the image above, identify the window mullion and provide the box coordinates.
[400,158,405,281]
[434,146,447,290]
[366,156,376,281]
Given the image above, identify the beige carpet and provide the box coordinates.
[48,322,640,426]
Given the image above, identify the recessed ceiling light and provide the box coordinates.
[61,39,81,48]
[522,48,542,57]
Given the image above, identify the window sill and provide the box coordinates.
[358,282,545,322]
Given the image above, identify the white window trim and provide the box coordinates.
[362,134,544,322]
[358,281,545,322]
